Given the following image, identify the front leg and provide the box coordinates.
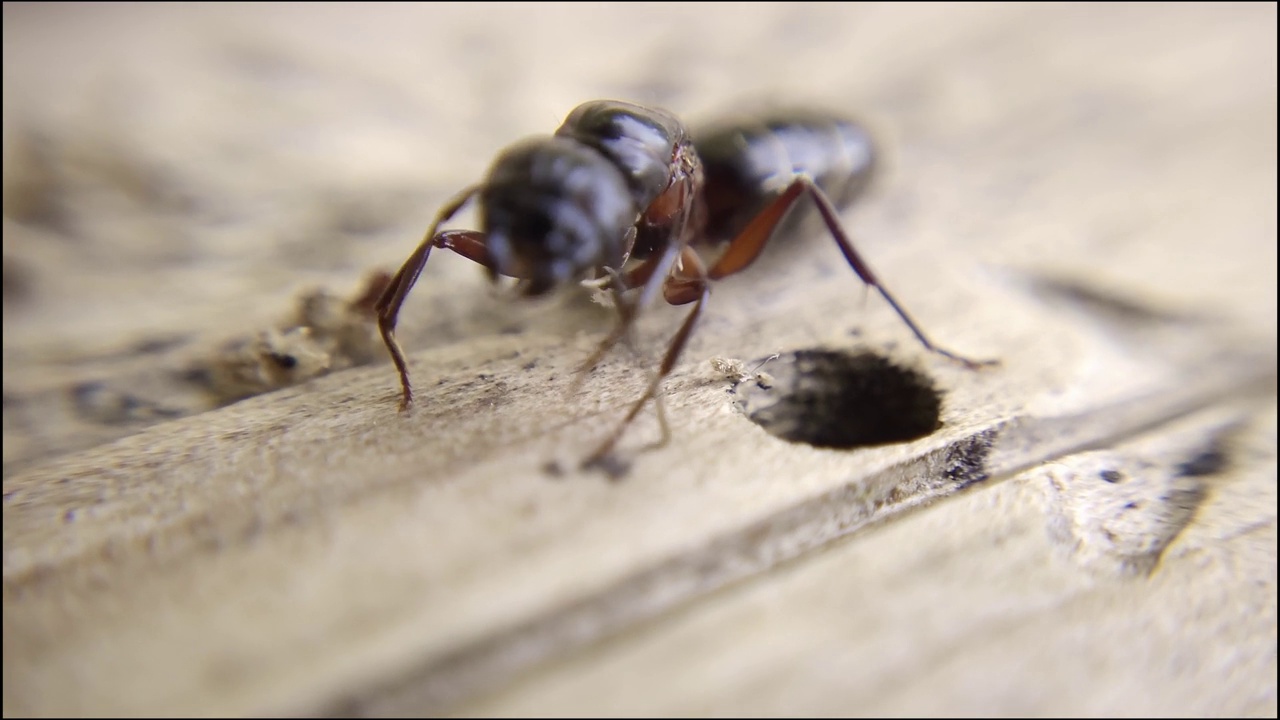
[378,227,547,408]
[376,187,481,409]
[574,239,686,379]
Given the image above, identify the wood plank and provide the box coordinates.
[3,4,1275,717]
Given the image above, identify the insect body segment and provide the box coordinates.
[696,111,876,245]
[556,100,689,210]
[374,100,994,471]
[480,136,636,295]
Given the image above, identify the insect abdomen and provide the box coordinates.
[695,111,876,243]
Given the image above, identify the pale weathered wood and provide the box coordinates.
[455,406,1278,718]
[3,4,1276,717]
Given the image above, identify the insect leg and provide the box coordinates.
[707,176,996,369]
[375,185,481,409]
[574,238,686,378]
[583,247,710,469]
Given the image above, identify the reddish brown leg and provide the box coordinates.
[374,185,500,409]
[709,176,997,369]
[378,227,539,407]
[583,248,710,469]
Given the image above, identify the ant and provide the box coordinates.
[375,100,996,470]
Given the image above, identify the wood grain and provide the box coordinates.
[3,4,1275,717]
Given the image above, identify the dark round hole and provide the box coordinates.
[734,349,942,449]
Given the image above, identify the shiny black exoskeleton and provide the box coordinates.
[480,102,700,295]
[695,110,876,244]
[375,100,994,469]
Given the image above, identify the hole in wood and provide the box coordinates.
[733,349,941,449]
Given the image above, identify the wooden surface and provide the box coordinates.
[3,4,1276,717]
